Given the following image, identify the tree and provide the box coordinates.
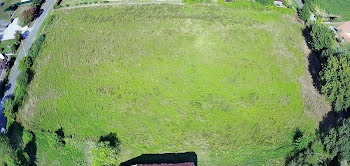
[15,31,22,44]
[320,53,350,112]
[323,118,350,163]
[310,23,335,51]
[20,7,37,26]
[18,57,33,72]
[0,135,18,165]
[299,4,311,22]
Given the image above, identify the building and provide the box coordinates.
[120,152,197,166]
[338,21,350,43]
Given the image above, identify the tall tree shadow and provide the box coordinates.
[99,132,120,148]
[302,27,322,91]
[24,134,37,166]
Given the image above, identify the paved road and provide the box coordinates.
[295,0,304,8]
[0,0,56,132]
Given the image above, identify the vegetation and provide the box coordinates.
[312,0,350,21]
[19,7,37,26]
[0,39,17,54]
[0,0,21,21]
[320,51,350,112]
[310,23,335,51]
[0,135,18,165]
[16,3,318,165]
[299,3,311,22]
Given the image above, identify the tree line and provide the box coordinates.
[287,0,350,165]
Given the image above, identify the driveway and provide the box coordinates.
[0,0,56,132]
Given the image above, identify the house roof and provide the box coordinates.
[338,21,350,42]
[138,162,195,166]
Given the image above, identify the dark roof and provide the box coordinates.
[138,162,195,166]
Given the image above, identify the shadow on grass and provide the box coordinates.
[120,152,197,166]
[302,28,322,91]
[24,135,37,166]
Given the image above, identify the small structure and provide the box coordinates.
[274,0,284,7]
[338,21,350,43]
[120,152,197,166]
[0,2,4,7]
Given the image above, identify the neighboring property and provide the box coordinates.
[2,18,22,40]
[120,152,197,166]
[338,21,350,43]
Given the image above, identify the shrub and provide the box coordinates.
[16,71,30,88]
[323,118,350,163]
[18,57,33,72]
[3,99,15,129]
[20,7,37,26]
[92,142,118,166]
[320,53,350,112]
[0,135,18,165]
[15,31,22,44]
[310,23,335,51]
[22,129,33,146]
[28,35,45,58]
[299,4,311,22]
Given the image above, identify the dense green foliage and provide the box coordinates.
[310,23,335,51]
[299,4,311,22]
[320,52,350,112]
[17,3,317,165]
[288,117,350,165]
[0,135,18,165]
[323,118,350,162]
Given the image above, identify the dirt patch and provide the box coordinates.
[299,38,331,122]
[17,96,37,130]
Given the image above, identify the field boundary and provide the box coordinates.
[57,1,184,10]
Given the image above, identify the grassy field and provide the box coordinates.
[18,2,317,165]
[0,0,19,21]
[0,39,16,54]
[60,0,183,7]
[313,0,350,21]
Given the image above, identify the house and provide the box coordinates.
[120,152,197,166]
[338,21,350,43]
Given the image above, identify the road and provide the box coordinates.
[0,0,56,132]
[295,0,303,8]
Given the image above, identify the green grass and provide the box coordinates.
[0,39,16,54]
[313,0,350,21]
[12,3,31,19]
[0,0,19,21]
[19,2,317,165]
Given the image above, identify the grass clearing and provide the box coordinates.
[313,0,350,21]
[19,3,317,165]
[0,0,19,21]
[0,39,16,54]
